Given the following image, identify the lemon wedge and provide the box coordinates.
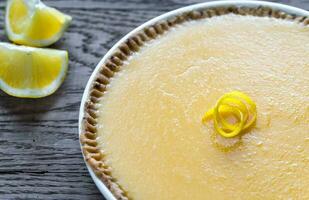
[6,0,72,47]
[0,42,68,98]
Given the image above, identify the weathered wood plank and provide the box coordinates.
[0,0,308,199]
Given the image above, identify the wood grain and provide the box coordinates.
[0,0,308,199]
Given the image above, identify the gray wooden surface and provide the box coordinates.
[0,0,308,199]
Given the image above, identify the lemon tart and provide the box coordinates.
[80,5,309,200]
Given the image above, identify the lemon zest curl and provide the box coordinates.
[202,91,257,138]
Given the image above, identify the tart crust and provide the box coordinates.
[80,5,308,200]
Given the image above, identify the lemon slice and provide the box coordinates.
[0,42,68,98]
[6,0,72,47]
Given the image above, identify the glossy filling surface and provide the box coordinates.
[97,15,309,200]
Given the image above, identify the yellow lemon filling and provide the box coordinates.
[96,15,309,200]
[202,91,257,138]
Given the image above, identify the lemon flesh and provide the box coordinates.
[0,42,68,98]
[6,0,72,47]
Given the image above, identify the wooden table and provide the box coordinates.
[0,0,308,199]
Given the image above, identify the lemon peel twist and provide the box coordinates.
[202,91,257,138]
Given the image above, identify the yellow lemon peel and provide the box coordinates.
[202,91,257,138]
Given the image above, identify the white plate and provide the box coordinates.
[79,1,309,199]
